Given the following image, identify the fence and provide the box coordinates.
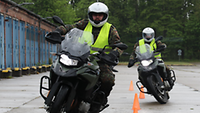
[0,14,57,69]
[0,0,57,69]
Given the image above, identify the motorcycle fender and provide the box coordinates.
[62,85,76,111]
[45,82,76,110]
[144,71,163,88]
[152,72,164,85]
[45,82,61,106]
[138,68,163,87]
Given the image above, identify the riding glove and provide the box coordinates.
[128,59,136,68]
[108,50,119,59]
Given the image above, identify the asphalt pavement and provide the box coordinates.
[0,65,200,113]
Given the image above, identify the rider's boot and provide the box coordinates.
[89,103,101,113]
[89,91,106,113]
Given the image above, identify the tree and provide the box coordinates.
[183,0,200,59]
[10,0,200,60]
[72,0,94,19]
[12,0,79,24]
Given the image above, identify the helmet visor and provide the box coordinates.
[89,12,107,20]
[143,33,154,40]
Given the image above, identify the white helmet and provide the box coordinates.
[88,2,109,27]
[142,27,155,42]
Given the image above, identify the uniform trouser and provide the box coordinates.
[89,63,115,113]
[98,62,115,98]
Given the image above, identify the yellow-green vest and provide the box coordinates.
[139,39,161,58]
[84,22,112,54]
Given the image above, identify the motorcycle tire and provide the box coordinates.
[147,75,168,104]
[50,85,69,113]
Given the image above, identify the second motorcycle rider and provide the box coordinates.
[128,27,175,91]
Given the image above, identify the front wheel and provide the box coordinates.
[50,85,69,113]
[147,75,168,104]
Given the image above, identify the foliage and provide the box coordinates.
[12,0,79,24]
[11,0,200,61]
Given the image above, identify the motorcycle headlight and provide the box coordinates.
[141,59,153,66]
[60,54,78,66]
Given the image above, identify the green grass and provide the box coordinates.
[164,61,194,66]
[119,61,197,66]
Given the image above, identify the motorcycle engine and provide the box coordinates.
[79,101,91,112]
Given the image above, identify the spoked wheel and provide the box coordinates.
[147,76,168,104]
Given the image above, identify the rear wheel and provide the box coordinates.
[50,85,69,113]
[147,75,168,104]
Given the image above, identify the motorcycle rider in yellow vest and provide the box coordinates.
[128,27,174,91]
[47,2,123,113]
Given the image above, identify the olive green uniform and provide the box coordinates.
[56,19,123,98]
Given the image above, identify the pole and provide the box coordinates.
[38,18,41,65]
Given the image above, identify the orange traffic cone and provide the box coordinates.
[132,93,140,110]
[129,81,134,91]
[139,85,145,99]
[133,108,138,113]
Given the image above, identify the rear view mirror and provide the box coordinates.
[52,16,65,27]
[155,36,163,42]
[45,31,63,44]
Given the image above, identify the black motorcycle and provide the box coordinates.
[40,16,127,113]
[132,37,176,104]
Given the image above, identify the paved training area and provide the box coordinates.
[103,65,200,113]
[0,65,200,113]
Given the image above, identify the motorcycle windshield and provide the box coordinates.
[135,44,154,60]
[60,28,94,57]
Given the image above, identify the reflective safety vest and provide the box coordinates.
[139,39,161,58]
[84,22,112,54]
